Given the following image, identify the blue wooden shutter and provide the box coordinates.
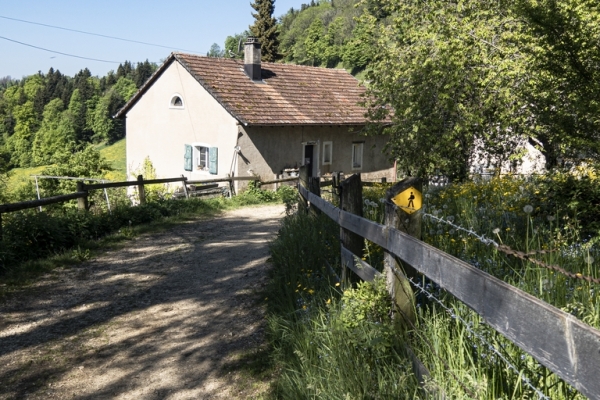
[209,147,218,175]
[184,144,192,171]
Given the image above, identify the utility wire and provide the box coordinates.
[0,35,119,63]
[0,15,201,53]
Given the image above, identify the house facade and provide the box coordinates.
[116,38,394,189]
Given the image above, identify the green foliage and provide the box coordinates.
[207,43,224,58]
[362,0,531,181]
[250,0,281,62]
[515,0,600,166]
[0,61,154,178]
[224,31,251,58]
[266,211,418,398]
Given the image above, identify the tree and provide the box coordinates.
[362,0,531,181]
[40,145,112,197]
[224,31,251,58]
[32,98,76,165]
[92,77,136,143]
[207,43,224,58]
[249,0,281,62]
[134,60,156,88]
[515,0,600,167]
[304,18,327,66]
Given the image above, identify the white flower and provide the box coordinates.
[523,205,534,214]
[447,215,455,222]
[492,228,500,234]
[547,215,555,222]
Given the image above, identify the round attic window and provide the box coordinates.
[170,95,184,108]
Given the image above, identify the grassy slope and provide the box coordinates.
[6,139,127,193]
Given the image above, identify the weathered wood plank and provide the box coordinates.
[384,228,600,399]
[305,191,600,398]
[341,245,381,282]
[186,178,232,185]
[0,192,88,213]
[260,176,298,185]
[83,176,186,190]
[307,191,340,222]
[339,210,389,249]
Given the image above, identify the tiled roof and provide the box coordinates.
[116,53,367,126]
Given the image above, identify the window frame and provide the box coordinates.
[322,141,332,165]
[169,93,185,109]
[192,143,211,173]
[351,142,364,170]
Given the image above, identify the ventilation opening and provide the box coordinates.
[170,95,184,108]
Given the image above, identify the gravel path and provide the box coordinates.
[0,204,285,399]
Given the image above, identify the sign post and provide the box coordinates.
[384,177,423,324]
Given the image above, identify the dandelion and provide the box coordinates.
[523,205,534,214]
[449,229,456,235]
[379,198,385,203]
[547,215,555,222]
[447,215,455,222]
[585,256,595,264]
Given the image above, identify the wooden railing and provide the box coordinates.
[298,175,600,399]
[0,174,298,241]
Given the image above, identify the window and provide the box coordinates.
[195,145,209,171]
[352,142,363,170]
[322,141,332,165]
[170,94,184,108]
[185,143,218,175]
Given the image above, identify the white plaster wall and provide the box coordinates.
[125,61,238,183]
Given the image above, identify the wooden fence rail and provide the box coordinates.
[298,183,600,399]
[0,174,300,240]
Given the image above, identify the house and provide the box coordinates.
[115,38,394,190]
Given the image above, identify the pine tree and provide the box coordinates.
[249,0,281,62]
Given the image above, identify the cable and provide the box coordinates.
[0,35,119,63]
[0,15,201,54]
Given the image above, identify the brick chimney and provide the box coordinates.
[244,37,261,81]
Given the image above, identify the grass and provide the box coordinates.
[97,138,126,181]
[261,176,596,399]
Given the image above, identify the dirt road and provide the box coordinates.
[0,204,285,399]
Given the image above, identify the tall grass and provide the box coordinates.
[267,177,595,398]
[266,212,420,399]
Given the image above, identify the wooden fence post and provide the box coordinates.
[384,177,423,325]
[76,182,89,211]
[340,174,363,284]
[308,176,321,215]
[298,166,309,212]
[181,175,189,199]
[331,171,342,207]
[137,175,146,205]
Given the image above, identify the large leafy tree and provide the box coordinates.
[32,98,76,165]
[249,0,281,62]
[362,0,532,180]
[515,0,600,167]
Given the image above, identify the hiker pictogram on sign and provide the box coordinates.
[391,187,422,214]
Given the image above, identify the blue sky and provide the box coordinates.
[0,0,303,79]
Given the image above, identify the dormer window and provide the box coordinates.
[170,94,184,108]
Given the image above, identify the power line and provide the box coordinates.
[0,15,201,54]
[0,35,120,63]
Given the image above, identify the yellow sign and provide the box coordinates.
[391,187,422,214]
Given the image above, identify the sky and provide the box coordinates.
[0,0,303,79]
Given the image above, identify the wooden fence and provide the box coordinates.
[0,174,297,241]
[298,175,600,399]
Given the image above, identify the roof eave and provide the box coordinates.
[113,54,178,119]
